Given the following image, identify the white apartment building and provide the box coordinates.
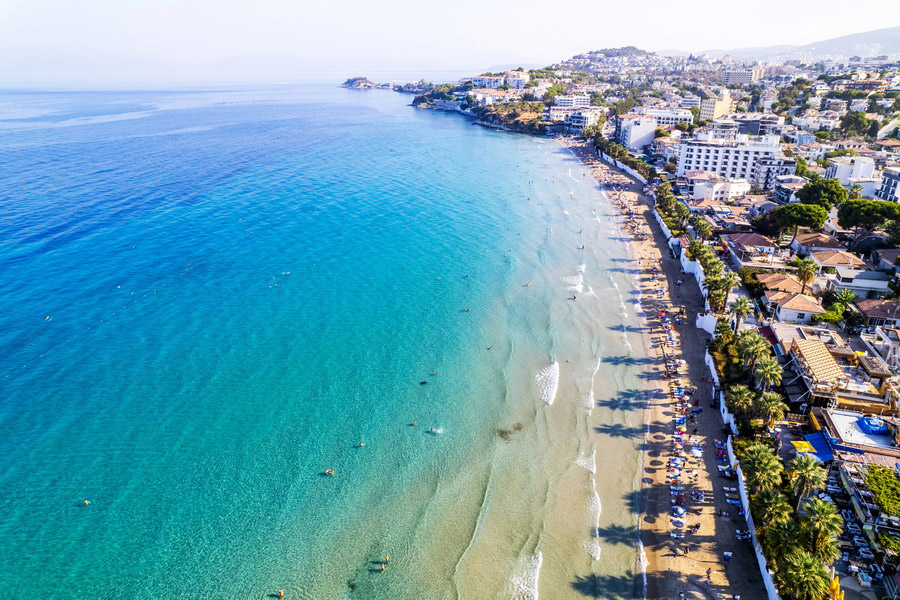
[676,132,786,188]
[470,76,505,89]
[722,68,762,85]
[504,71,529,89]
[824,156,876,185]
[554,95,591,107]
[684,171,751,201]
[681,94,702,108]
[876,168,900,202]
[615,115,657,151]
[641,108,693,127]
[792,115,838,132]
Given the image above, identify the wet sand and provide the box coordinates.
[559,137,764,599]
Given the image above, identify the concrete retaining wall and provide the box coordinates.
[736,465,782,600]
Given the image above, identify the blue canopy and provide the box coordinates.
[803,433,835,462]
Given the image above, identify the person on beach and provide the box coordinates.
[278,590,284,598]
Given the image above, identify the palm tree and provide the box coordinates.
[708,289,727,313]
[742,443,783,493]
[778,550,830,600]
[788,454,827,514]
[755,356,783,392]
[693,218,713,240]
[755,391,788,429]
[673,202,691,229]
[725,384,755,417]
[764,519,802,565]
[685,238,705,261]
[801,497,843,562]
[736,330,771,379]
[701,273,722,297]
[754,489,792,527]
[832,288,857,314]
[719,271,741,298]
[729,297,753,331]
[795,258,816,295]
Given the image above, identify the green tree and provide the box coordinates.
[736,330,770,379]
[692,218,713,240]
[788,454,827,514]
[714,317,734,346]
[840,111,871,136]
[742,443,784,493]
[729,297,753,330]
[795,258,817,295]
[725,384,755,419]
[754,489,793,527]
[754,391,787,428]
[672,202,691,229]
[654,127,670,138]
[755,356,783,392]
[837,198,900,248]
[764,519,802,564]
[828,289,858,319]
[795,177,849,211]
[849,182,863,199]
[778,550,830,600]
[800,497,843,563]
[795,156,809,177]
[773,203,828,246]
[685,238,705,261]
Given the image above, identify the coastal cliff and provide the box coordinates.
[341,77,390,90]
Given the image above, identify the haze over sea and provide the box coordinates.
[0,84,650,599]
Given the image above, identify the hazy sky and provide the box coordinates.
[1,0,899,78]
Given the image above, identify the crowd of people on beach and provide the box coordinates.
[562,136,759,599]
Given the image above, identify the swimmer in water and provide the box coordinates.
[412,420,417,426]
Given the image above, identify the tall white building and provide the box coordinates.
[641,108,693,127]
[504,71,529,89]
[824,156,876,185]
[676,132,790,189]
[470,76,504,89]
[554,95,591,107]
[615,115,657,151]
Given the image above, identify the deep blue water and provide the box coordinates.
[0,85,646,599]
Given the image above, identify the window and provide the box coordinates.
[796,313,806,320]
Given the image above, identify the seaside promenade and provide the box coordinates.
[562,138,765,600]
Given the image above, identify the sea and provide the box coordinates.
[0,84,651,599]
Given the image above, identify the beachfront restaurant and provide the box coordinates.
[788,338,899,412]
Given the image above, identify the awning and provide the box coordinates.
[792,441,816,453]
[803,432,835,462]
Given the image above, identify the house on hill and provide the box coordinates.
[790,232,845,256]
[764,291,826,324]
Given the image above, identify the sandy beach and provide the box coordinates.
[560,137,765,599]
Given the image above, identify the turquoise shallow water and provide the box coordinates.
[0,85,649,599]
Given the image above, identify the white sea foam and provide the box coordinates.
[563,209,570,216]
[536,362,560,406]
[633,302,645,317]
[576,451,596,474]
[584,390,595,411]
[637,540,649,597]
[563,274,584,293]
[576,263,586,273]
[584,286,595,297]
[507,552,543,600]
[587,475,602,561]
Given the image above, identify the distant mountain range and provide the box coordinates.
[658,25,900,61]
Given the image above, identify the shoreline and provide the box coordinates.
[559,136,765,599]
